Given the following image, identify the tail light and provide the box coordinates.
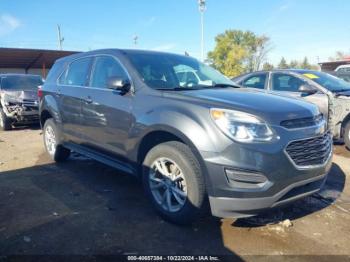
[37,88,43,99]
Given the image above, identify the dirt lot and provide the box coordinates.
[0,127,349,260]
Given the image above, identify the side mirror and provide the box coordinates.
[107,77,131,93]
[298,84,317,95]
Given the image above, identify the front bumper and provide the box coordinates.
[3,104,39,124]
[201,127,333,218]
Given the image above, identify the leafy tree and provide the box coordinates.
[277,57,289,69]
[328,51,347,62]
[262,62,274,70]
[208,30,272,77]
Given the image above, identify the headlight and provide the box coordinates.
[210,108,277,143]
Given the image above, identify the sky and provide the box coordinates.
[0,0,349,65]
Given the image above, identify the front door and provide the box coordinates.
[80,55,132,157]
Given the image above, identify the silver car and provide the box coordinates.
[233,69,350,149]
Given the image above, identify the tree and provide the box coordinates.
[207,30,272,77]
[328,51,347,62]
[289,60,299,69]
[300,57,311,69]
[262,62,274,70]
[277,57,288,69]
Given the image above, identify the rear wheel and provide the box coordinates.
[0,108,12,131]
[142,141,206,225]
[344,121,350,150]
[43,119,70,162]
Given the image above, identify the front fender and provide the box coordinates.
[130,108,219,155]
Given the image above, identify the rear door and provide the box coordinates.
[57,57,93,143]
[80,55,132,157]
[270,72,329,120]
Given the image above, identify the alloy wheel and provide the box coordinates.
[45,125,57,156]
[149,157,188,213]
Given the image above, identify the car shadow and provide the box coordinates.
[233,163,346,227]
[0,154,242,260]
[10,123,41,131]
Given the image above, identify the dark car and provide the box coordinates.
[0,74,43,130]
[232,69,350,149]
[39,50,332,224]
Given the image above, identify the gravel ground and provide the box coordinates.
[0,127,349,260]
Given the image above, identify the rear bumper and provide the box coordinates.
[209,173,328,218]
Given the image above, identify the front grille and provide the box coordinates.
[22,99,38,107]
[281,114,324,129]
[285,131,332,167]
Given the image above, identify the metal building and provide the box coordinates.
[0,48,78,78]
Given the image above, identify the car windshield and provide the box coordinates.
[301,71,350,92]
[127,52,235,90]
[1,75,43,91]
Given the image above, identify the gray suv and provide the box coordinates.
[39,49,332,224]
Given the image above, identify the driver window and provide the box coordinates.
[272,73,305,92]
[90,56,128,89]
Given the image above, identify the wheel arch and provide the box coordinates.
[133,126,211,192]
[341,112,350,138]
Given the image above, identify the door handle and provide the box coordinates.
[84,96,93,104]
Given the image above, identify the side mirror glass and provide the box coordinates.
[107,77,131,93]
[298,84,317,94]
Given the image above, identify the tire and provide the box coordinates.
[344,121,350,150]
[0,108,12,131]
[142,141,206,225]
[43,118,70,162]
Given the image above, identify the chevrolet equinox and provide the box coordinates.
[39,49,332,224]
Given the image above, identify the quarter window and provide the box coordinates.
[90,56,129,89]
[242,74,267,89]
[272,73,306,92]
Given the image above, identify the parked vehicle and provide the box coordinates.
[334,64,350,82]
[39,50,332,224]
[232,70,350,149]
[0,74,43,130]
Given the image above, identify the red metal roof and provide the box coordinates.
[0,48,79,69]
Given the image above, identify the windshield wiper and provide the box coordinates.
[209,83,240,88]
[154,87,200,91]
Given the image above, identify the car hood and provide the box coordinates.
[166,88,320,125]
[0,90,38,102]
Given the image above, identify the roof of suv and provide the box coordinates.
[56,48,191,63]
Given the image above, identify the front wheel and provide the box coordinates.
[344,121,350,150]
[142,141,206,225]
[43,119,70,162]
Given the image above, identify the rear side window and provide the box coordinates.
[60,57,92,86]
[242,74,267,89]
[90,56,129,89]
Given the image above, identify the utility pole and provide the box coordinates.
[133,35,138,46]
[198,0,206,61]
[57,24,64,50]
